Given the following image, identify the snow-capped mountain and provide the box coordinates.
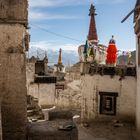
[27,46,79,65]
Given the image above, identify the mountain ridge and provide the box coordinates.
[27,47,79,65]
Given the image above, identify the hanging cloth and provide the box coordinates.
[84,40,89,61]
[84,40,88,54]
[106,36,117,65]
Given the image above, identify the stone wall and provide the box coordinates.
[0,24,27,140]
[56,80,81,110]
[66,73,81,81]
[81,74,136,122]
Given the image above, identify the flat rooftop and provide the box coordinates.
[82,63,136,77]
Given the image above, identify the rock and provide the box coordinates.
[73,115,80,124]
[83,122,89,127]
[113,120,124,127]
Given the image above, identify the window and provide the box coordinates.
[35,61,45,76]
[99,92,118,115]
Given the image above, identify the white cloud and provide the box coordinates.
[29,11,79,20]
[29,11,45,20]
[29,0,128,8]
[94,0,128,4]
[29,0,90,8]
[30,41,80,51]
[29,0,128,21]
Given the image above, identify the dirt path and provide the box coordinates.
[78,122,138,140]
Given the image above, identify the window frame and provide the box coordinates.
[99,92,118,116]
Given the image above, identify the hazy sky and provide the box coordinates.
[29,0,136,52]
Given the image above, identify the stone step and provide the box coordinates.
[27,109,44,117]
[28,115,44,122]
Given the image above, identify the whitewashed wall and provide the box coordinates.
[81,75,136,122]
[26,63,82,110]
[28,83,56,107]
[26,63,56,107]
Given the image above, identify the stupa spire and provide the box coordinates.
[88,4,98,44]
[44,51,48,63]
[58,48,62,65]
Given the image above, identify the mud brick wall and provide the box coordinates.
[0,0,28,139]
[0,100,2,140]
[0,0,28,24]
[0,24,27,140]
